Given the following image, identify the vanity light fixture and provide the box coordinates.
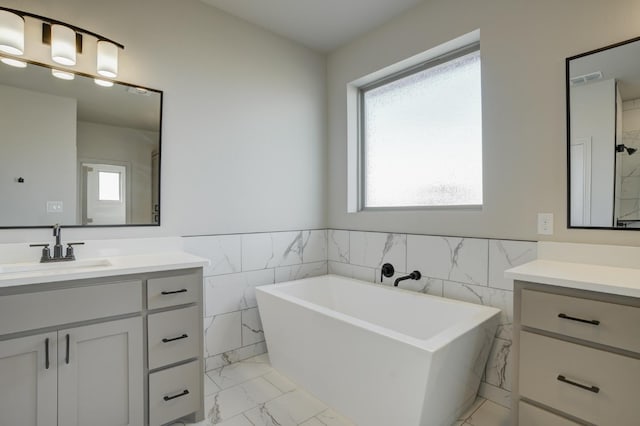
[0,57,27,68]
[0,10,24,55]
[0,6,124,78]
[52,69,74,80]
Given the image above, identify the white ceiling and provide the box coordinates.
[200,0,424,51]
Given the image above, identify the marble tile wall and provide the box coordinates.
[327,229,537,408]
[184,230,328,371]
[184,228,536,409]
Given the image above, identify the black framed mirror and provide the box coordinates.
[567,36,640,230]
[0,55,162,228]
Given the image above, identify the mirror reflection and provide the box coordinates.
[0,57,162,227]
[568,37,640,229]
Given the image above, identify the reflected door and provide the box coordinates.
[570,138,592,226]
[82,163,127,225]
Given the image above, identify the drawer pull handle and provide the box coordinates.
[558,313,600,326]
[65,334,70,364]
[45,338,50,370]
[161,289,187,295]
[557,375,600,394]
[163,389,189,401]
[162,334,188,343]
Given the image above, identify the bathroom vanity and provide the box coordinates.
[0,252,207,426]
[506,243,640,426]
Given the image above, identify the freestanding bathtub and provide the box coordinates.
[256,274,500,426]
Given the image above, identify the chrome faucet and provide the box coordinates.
[30,224,84,263]
[52,224,63,259]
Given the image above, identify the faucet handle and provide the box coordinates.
[65,242,84,260]
[30,243,51,263]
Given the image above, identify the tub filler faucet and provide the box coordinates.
[394,271,422,287]
[380,263,422,287]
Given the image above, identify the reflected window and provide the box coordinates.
[359,46,482,209]
[98,171,121,201]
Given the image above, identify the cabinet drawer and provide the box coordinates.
[149,360,201,426]
[148,306,200,369]
[521,289,640,353]
[147,272,200,310]
[0,280,142,335]
[519,331,640,426]
[519,401,581,426]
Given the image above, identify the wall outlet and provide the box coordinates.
[47,201,63,213]
[537,213,553,235]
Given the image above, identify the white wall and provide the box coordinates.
[570,79,616,227]
[77,121,158,223]
[327,0,640,245]
[0,84,77,226]
[0,0,326,242]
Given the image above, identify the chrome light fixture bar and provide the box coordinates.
[0,6,124,78]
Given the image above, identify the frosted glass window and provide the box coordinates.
[98,171,121,201]
[362,48,482,208]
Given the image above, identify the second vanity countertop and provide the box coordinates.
[0,251,209,288]
[505,259,640,298]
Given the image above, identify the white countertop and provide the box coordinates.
[505,259,640,298]
[0,251,209,288]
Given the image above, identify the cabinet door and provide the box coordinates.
[58,317,143,426]
[0,332,57,426]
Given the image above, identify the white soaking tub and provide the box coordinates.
[256,274,500,426]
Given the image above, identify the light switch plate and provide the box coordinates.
[537,213,553,235]
[47,201,63,213]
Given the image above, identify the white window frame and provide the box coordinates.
[346,30,482,212]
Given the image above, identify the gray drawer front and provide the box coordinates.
[519,331,640,426]
[521,289,640,353]
[149,360,201,426]
[0,280,142,335]
[147,273,199,310]
[519,401,581,426]
[148,306,199,370]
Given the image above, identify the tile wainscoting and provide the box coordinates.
[184,229,537,409]
[328,230,537,408]
[183,230,329,371]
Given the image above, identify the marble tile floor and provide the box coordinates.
[170,354,511,426]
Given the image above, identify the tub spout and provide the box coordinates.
[394,271,422,287]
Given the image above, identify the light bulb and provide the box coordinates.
[52,69,75,80]
[1,57,26,68]
[94,78,113,87]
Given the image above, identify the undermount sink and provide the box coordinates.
[0,258,112,274]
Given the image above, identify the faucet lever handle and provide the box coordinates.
[65,242,84,260]
[30,244,51,262]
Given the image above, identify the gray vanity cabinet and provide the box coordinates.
[0,305,143,426]
[513,281,640,425]
[58,317,143,426]
[0,332,57,426]
[0,267,204,426]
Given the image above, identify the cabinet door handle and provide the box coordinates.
[558,313,600,326]
[65,334,70,364]
[161,289,187,295]
[45,338,50,369]
[162,334,188,343]
[557,374,600,393]
[163,389,189,401]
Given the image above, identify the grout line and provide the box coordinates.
[463,398,486,422]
